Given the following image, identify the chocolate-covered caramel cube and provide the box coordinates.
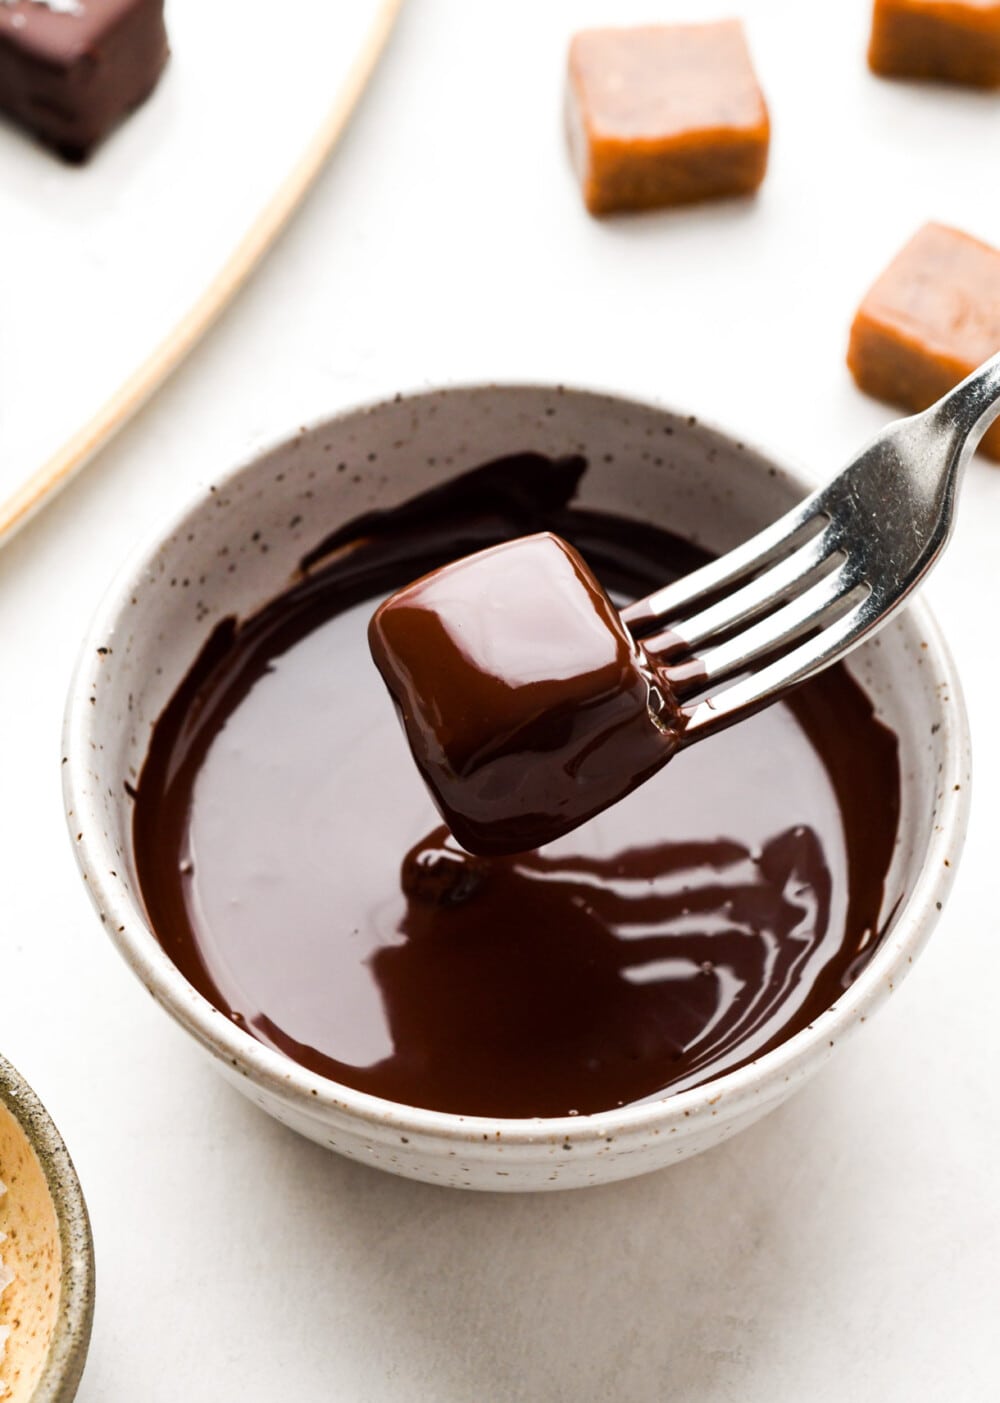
[369,533,680,856]
[848,222,1000,460]
[0,0,169,161]
[566,21,770,215]
[868,0,1000,87]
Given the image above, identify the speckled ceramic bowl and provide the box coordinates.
[0,1054,94,1400]
[63,384,971,1191]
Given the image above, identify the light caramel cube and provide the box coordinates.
[869,0,1000,86]
[566,22,770,216]
[848,222,1000,460]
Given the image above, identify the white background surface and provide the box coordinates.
[1,0,999,1398]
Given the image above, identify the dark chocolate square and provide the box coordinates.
[0,0,168,160]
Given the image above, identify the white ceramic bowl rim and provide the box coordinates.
[63,381,972,1146]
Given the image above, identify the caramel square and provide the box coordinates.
[566,21,770,216]
[868,0,1000,87]
[848,222,1000,459]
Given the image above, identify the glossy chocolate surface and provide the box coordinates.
[369,531,682,856]
[0,0,168,160]
[133,455,901,1119]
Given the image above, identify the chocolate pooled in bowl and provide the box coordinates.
[132,452,901,1120]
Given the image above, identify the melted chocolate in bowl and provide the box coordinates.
[133,455,901,1119]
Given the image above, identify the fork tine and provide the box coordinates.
[649,352,1000,748]
[673,565,868,698]
[643,526,842,662]
[678,598,872,745]
[621,502,824,638]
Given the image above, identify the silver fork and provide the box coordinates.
[621,351,1000,743]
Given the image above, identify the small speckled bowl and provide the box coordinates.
[0,1054,94,1400]
[63,384,971,1191]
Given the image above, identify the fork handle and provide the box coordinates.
[931,349,1000,452]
